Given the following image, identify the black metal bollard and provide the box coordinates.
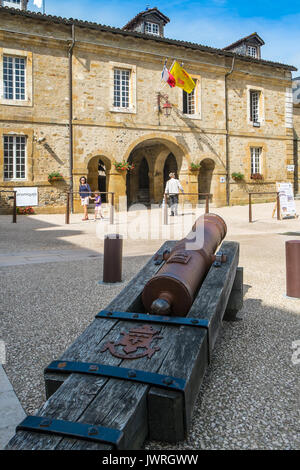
[103,234,123,283]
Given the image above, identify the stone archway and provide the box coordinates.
[163,153,178,188]
[87,155,111,200]
[124,136,190,206]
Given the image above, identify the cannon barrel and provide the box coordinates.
[142,213,227,316]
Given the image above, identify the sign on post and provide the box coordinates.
[276,182,297,219]
[14,187,38,207]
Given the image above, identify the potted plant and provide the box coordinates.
[114,161,135,171]
[48,171,64,183]
[250,173,264,181]
[190,162,201,171]
[232,172,245,182]
[17,206,35,215]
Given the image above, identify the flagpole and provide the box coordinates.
[43,0,45,14]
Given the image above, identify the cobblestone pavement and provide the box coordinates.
[0,203,300,449]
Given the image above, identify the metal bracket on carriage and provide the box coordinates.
[154,249,171,265]
[212,251,227,267]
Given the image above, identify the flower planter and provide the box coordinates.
[250,173,264,181]
[48,174,64,183]
[17,206,35,215]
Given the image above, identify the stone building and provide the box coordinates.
[0,5,298,213]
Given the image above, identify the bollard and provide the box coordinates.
[65,192,70,225]
[12,191,17,224]
[163,194,168,225]
[103,234,123,283]
[110,193,115,225]
[286,240,300,298]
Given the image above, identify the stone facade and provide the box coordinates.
[0,7,297,214]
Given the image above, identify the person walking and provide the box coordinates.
[79,176,92,221]
[164,172,184,216]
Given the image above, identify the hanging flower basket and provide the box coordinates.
[232,172,245,182]
[114,161,135,172]
[48,172,64,183]
[190,162,201,171]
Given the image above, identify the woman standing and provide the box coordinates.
[79,176,92,221]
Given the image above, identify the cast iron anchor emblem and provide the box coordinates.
[101,324,162,359]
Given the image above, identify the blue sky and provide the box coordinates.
[27,0,300,76]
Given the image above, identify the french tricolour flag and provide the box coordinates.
[161,65,176,88]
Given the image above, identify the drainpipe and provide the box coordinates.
[69,24,75,212]
[225,57,235,206]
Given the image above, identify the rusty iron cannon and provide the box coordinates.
[142,213,227,317]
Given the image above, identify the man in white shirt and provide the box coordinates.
[164,172,184,216]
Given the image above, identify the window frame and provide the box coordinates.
[247,85,264,126]
[3,55,26,101]
[113,68,130,109]
[3,134,27,181]
[0,48,32,107]
[181,76,201,119]
[247,45,257,58]
[250,89,260,123]
[3,0,22,8]
[109,61,136,114]
[145,22,160,36]
[250,147,262,175]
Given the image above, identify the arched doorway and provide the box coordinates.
[198,158,215,200]
[87,156,111,201]
[163,153,178,189]
[124,137,188,206]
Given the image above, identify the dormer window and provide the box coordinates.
[247,46,257,58]
[123,8,170,38]
[145,22,159,36]
[223,33,264,59]
[3,0,21,8]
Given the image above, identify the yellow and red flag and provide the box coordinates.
[170,61,195,94]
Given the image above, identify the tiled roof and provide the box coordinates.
[0,6,296,71]
[123,7,170,30]
[223,32,265,51]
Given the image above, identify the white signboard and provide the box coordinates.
[276,182,296,218]
[14,187,38,207]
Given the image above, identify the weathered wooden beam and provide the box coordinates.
[147,241,240,442]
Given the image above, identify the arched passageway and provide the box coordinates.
[163,153,178,189]
[87,156,111,202]
[125,138,188,206]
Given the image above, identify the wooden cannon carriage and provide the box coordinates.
[6,216,243,450]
